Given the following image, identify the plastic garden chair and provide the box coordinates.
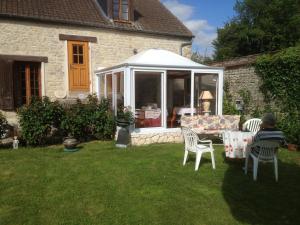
[245,140,280,181]
[243,118,262,134]
[181,127,216,171]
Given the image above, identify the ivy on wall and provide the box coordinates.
[255,46,300,144]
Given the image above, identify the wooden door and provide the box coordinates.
[14,62,41,107]
[0,59,14,110]
[68,41,90,91]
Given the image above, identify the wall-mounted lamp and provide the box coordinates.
[235,100,244,113]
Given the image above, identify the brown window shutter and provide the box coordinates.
[0,59,14,110]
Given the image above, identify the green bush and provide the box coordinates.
[18,95,116,145]
[255,45,300,144]
[18,97,64,146]
[88,97,115,140]
[61,95,115,140]
[61,100,88,139]
[277,112,300,145]
[0,112,8,138]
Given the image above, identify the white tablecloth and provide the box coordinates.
[223,131,254,158]
[174,107,196,115]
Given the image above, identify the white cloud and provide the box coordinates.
[163,0,217,56]
[163,0,193,21]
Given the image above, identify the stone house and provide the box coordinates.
[0,0,193,117]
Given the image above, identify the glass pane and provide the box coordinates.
[113,0,119,19]
[194,74,218,115]
[73,55,78,64]
[79,55,83,64]
[121,1,128,20]
[121,11,129,20]
[116,72,124,109]
[113,10,119,19]
[106,74,113,109]
[135,72,162,128]
[21,70,26,105]
[78,45,83,54]
[99,75,105,99]
[166,71,191,128]
[73,45,78,54]
[30,66,39,97]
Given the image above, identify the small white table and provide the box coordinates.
[223,131,254,158]
[174,107,196,115]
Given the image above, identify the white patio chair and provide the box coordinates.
[181,127,216,171]
[243,118,262,133]
[245,140,280,181]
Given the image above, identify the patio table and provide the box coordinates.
[223,131,254,158]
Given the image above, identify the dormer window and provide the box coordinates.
[113,0,129,21]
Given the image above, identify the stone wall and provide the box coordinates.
[131,130,183,146]
[210,54,266,112]
[225,65,264,109]
[0,19,191,100]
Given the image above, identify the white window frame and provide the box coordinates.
[132,69,167,130]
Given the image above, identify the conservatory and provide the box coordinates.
[95,49,224,134]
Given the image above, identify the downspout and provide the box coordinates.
[180,42,192,56]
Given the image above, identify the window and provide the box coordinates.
[14,62,41,107]
[113,0,129,21]
[72,44,84,64]
[194,74,218,115]
[135,72,162,128]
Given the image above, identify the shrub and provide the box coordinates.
[18,97,64,146]
[0,112,8,139]
[86,96,115,140]
[60,99,88,139]
[277,112,300,145]
[61,95,115,140]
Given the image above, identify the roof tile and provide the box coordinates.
[0,0,193,38]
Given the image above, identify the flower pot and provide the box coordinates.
[287,143,298,151]
[116,126,130,148]
[63,136,79,152]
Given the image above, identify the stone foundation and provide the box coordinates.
[131,129,183,146]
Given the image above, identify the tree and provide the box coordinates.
[213,0,300,61]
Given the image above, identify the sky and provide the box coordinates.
[162,0,237,56]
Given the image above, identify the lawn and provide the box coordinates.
[0,142,299,225]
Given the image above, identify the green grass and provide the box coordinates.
[0,142,300,225]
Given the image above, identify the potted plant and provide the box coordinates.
[60,102,86,152]
[115,106,134,148]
